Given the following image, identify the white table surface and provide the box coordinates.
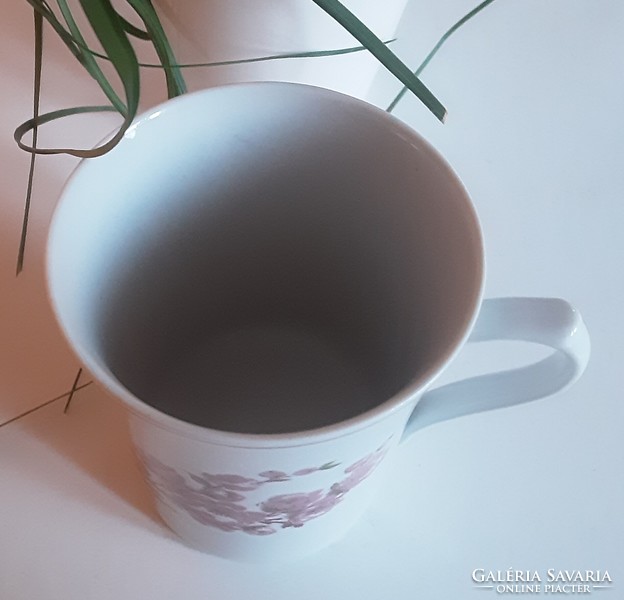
[1,1,622,598]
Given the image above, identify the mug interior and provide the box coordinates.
[47,83,483,435]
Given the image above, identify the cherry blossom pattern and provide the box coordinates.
[140,440,390,535]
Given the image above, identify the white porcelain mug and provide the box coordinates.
[46,82,590,562]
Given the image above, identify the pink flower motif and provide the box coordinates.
[260,490,327,527]
[260,490,324,514]
[140,438,391,536]
[332,446,388,495]
[192,473,262,492]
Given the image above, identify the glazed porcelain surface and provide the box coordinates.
[45,83,588,561]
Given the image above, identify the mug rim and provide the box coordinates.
[46,81,485,449]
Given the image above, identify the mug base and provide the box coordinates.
[154,493,370,563]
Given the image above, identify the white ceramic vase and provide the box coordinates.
[152,0,409,100]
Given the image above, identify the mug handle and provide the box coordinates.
[401,297,590,440]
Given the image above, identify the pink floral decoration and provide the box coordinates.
[140,440,390,535]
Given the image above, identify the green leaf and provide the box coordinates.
[23,0,86,65]
[16,0,141,159]
[15,0,141,158]
[16,9,43,275]
[57,0,125,112]
[14,105,119,157]
[118,14,150,40]
[126,0,187,97]
[78,0,140,120]
[387,0,498,113]
[309,0,446,122]
[65,38,397,70]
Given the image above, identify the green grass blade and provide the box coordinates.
[14,105,119,157]
[15,0,142,157]
[118,14,150,40]
[16,9,43,275]
[78,0,139,119]
[25,1,86,63]
[387,0,498,113]
[68,38,396,69]
[309,0,446,121]
[202,38,396,64]
[57,0,125,113]
[126,0,187,97]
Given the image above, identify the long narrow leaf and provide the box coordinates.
[387,0,498,113]
[68,38,397,69]
[15,0,141,157]
[126,0,186,97]
[26,0,131,118]
[118,14,150,40]
[170,39,396,67]
[14,105,118,157]
[309,0,446,121]
[16,9,43,275]
[25,0,91,67]
[57,0,125,113]
[78,0,139,120]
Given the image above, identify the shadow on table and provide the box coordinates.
[0,202,168,535]
[16,378,175,540]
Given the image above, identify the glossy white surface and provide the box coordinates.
[46,82,486,560]
[1,0,622,598]
[403,297,590,435]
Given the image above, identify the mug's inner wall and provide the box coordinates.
[48,85,482,434]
